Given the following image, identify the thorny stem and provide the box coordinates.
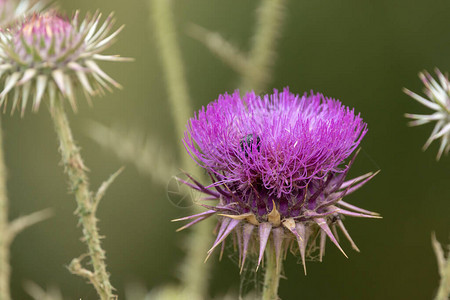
[0,121,11,300]
[239,0,287,93]
[150,0,214,298]
[262,241,281,300]
[50,99,115,300]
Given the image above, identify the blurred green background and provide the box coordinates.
[4,0,450,299]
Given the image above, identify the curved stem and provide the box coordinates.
[262,241,281,300]
[50,99,115,300]
[0,120,11,300]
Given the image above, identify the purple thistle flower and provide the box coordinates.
[404,69,450,160]
[0,10,130,115]
[174,88,380,274]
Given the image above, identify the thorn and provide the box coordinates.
[295,223,309,275]
[319,230,326,262]
[93,167,125,211]
[272,227,284,273]
[282,218,302,241]
[256,222,272,271]
[315,218,348,258]
[267,199,281,226]
[218,213,259,225]
[240,223,254,273]
[337,219,360,252]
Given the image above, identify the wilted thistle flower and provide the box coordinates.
[0,0,47,27]
[174,88,380,274]
[404,69,450,160]
[0,10,128,115]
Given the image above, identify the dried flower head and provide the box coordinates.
[404,69,450,160]
[174,88,380,274]
[0,10,130,115]
[0,0,47,27]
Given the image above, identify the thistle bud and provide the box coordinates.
[0,10,129,115]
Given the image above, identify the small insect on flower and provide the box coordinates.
[404,69,450,160]
[0,10,131,115]
[240,134,261,157]
[174,88,380,274]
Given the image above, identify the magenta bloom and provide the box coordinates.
[175,88,380,273]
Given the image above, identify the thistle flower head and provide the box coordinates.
[404,69,450,160]
[175,88,380,274]
[0,10,130,115]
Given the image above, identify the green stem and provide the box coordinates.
[262,242,281,300]
[0,120,11,300]
[150,0,194,158]
[240,0,287,93]
[150,0,213,298]
[435,255,450,300]
[50,99,115,300]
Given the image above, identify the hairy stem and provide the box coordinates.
[262,242,281,300]
[150,0,213,297]
[150,0,193,157]
[240,0,287,93]
[0,121,11,300]
[50,99,115,300]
